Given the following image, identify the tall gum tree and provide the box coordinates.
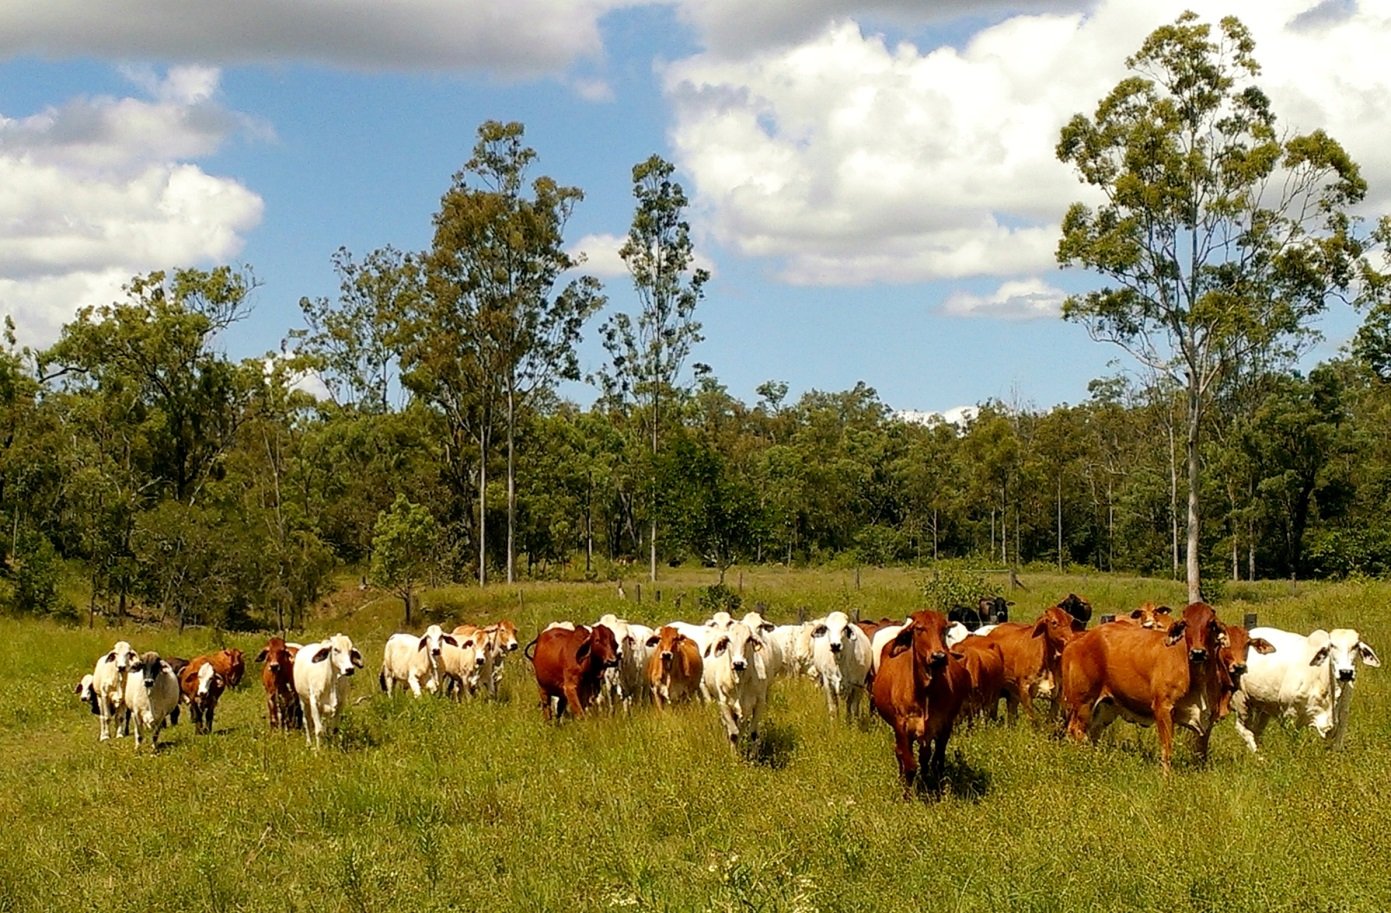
[597,155,708,583]
[1055,12,1386,602]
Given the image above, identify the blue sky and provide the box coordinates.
[2,0,1385,417]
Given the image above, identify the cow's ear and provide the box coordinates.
[1309,645,1331,667]
[576,639,592,662]
[462,638,476,649]
[255,648,269,663]
[1251,638,1276,656]
[811,625,828,639]
[127,651,138,664]
[442,635,459,648]
[417,636,430,652]
[759,622,774,633]
[311,647,331,664]
[1164,621,1188,647]
[713,637,730,657]
[949,651,966,662]
[1129,609,1145,619]
[350,649,364,668]
[1213,624,1230,647]
[646,635,660,648]
[1359,643,1381,667]
[1156,605,1173,615]
[750,637,764,652]
[130,659,144,672]
[1031,617,1049,638]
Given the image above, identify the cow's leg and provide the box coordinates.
[98,701,112,741]
[302,696,319,747]
[563,683,586,720]
[1192,726,1211,765]
[1153,702,1175,773]
[894,724,918,794]
[408,672,423,698]
[719,701,740,745]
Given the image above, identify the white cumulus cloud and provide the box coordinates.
[662,0,1391,293]
[943,278,1064,320]
[0,0,625,77]
[0,67,264,346]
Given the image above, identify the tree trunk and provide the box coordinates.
[478,431,488,588]
[506,384,516,585]
[1056,474,1063,572]
[1186,385,1202,605]
[1169,412,1180,580]
[650,387,659,584]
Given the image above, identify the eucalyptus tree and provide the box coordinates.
[410,121,601,584]
[597,154,708,582]
[1057,13,1384,601]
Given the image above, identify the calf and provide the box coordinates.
[438,633,485,699]
[809,611,874,719]
[123,651,180,751]
[979,595,1012,625]
[91,641,137,741]
[1060,602,1226,771]
[256,637,301,730]
[178,661,228,734]
[525,624,620,721]
[871,610,972,794]
[1234,627,1378,752]
[1057,593,1093,626]
[74,674,99,715]
[702,621,770,745]
[1115,603,1175,630]
[293,634,364,749]
[645,625,704,707]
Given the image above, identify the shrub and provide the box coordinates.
[11,531,62,616]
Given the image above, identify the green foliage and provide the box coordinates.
[370,495,441,624]
[696,582,742,615]
[918,564,1002,612]
[10,530,62,616]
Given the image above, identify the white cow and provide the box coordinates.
[294,633,364,748]
[595,614,635,712]
[604,616,655,713]
[761,624,804,679]
[91,640,138,741]
[809,612,874,719]
[123,651,180,751]
[702,621,770,745]
[1234,627,1380,751]
[438,633,485,699]
[380,624,457,697]
[480,620,521,697]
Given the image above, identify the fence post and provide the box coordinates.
[1244,612,1258,630]
[636,584,642,605]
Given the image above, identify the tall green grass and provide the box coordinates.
[3,570,1389,912]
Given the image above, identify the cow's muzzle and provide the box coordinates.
[829,643,842,654]
[1229,663,1247,678]
[732,660,746,671]
[929,651,947,668]
[1189,649,1207,663]
[341,667,355,676]
[1339,669,1356,683]
[508,643,519,652]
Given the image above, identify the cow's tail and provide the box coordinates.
[378,668,387,692]
[523,637,540,664]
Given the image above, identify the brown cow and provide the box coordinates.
[1113,603,1175,631]
[255,637,301,730]
[187,649,245,689]
[855,617,897,639]
[979,605,1084,723]
[178,661,227,734]
[956,638,1006,722]
[524,624,620,721]
[644,626,704,708]
[1060,601,1228,771]
[871,610,973,795]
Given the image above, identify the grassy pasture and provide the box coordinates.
[4,568,1390,912]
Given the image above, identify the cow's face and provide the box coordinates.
[326,634,361,676]
[135,652,163,689]
[1058,594,1093,625]
[1217,624,1274,685]
[1317,629,1380,683]
[107,641,136,673]
[1032,607,1084,657]
[1169,603,1222,664]
[588,625,621,669]
[812,613,854,654]
[498,621,520,652]
[709,622,761,674]
[742,614,776,636]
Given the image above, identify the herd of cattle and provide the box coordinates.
[73,596,1380,793]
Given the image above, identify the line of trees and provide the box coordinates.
[3,14,1391,628]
